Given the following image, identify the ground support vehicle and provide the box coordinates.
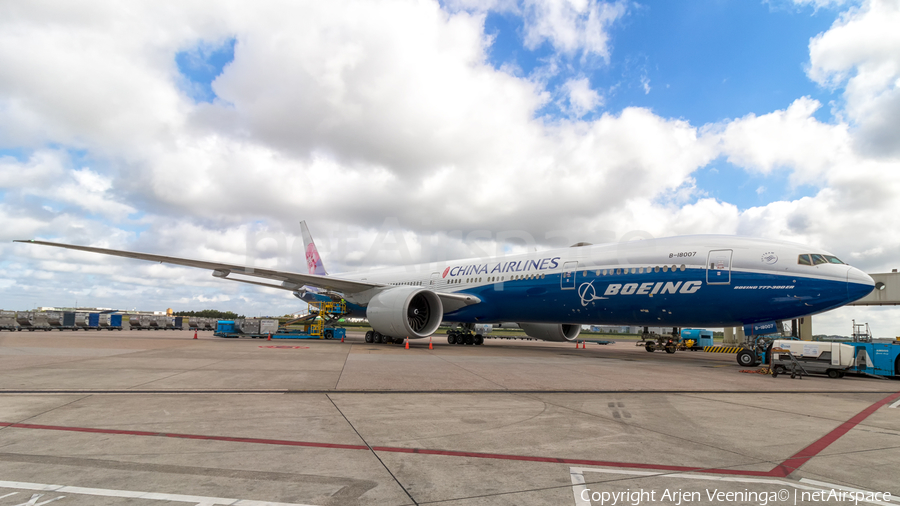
[127,315,151,330]
[769,340,854,378]
[638,327,682,354]
[64,312,92,330]
[90,313,123,330]
[681,329,714,350]
[0,311,19,331]
[16,311,51,331]
[174,316,189,330]
[215,319,346,340]
[272,327,346,340]
[846,341,900,378]
[218,302,348,340]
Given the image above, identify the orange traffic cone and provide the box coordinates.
[405,337,409,349]
[267,333,271,341]
[429,336,433,350]
[341,335,344,343]
[582,340,586,349]
[575,340,579,348]
[193,331,197,340]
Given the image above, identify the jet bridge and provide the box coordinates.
[847,272,900,306]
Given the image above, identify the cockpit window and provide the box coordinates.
[799,253,845,266]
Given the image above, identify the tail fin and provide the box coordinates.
[300,221,328,276]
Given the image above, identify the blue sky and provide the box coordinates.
[485,1,838,124]
[175,38,236,103]
[479,0,841,209]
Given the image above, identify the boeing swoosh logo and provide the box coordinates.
[578,281,607,307]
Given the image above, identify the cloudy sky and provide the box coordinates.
[2,0,899,336]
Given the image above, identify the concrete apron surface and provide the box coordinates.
[0,330,897,505]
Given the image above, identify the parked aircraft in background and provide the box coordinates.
[16,222,874,345]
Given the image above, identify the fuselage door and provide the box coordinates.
[706,249,733,285]
[561,261,578,290]
[430,272,440,286]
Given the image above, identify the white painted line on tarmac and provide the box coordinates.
[569,468,590,506]
[889,398,900,409]
[11,493,65,506]
[570,467,898,506]
[0,480,319,506]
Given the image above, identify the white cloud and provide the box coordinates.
[808,0,900,155]
[562,77,603,116]
[786,0,853,9]
[717,96,851,185]
[521,0,628,61]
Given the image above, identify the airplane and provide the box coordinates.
[15,223,874,347]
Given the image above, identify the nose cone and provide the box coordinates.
[847,267,875,302]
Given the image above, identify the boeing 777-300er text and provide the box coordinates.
[15,222,874,345]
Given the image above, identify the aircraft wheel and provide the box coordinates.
[464,335,473,345]
[384,335,394,344]
[457,335,467,345]
[374,332,383,344]
[448,334,456,345]
[736,349,756,367]
[365,331,374,343]
[474,334,484,345]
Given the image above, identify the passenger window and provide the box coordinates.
[798,255,811,266]
[810,254,827,265]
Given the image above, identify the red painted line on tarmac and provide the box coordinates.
[2,391,898,477]
[770,390,900,477]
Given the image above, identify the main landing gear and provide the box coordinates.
[364,330,400,344]
[446,329,484,346]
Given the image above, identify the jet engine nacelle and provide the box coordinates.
[518,323,581,342]
[366,286,443,339]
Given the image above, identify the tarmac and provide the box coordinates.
[0,329,898,505]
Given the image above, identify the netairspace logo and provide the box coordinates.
[579,487,892,505]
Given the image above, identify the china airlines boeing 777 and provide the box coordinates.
[15,222,874,344]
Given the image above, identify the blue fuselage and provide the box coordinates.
[340,235,874,327]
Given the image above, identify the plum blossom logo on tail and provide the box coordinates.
[306,243,322,274]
